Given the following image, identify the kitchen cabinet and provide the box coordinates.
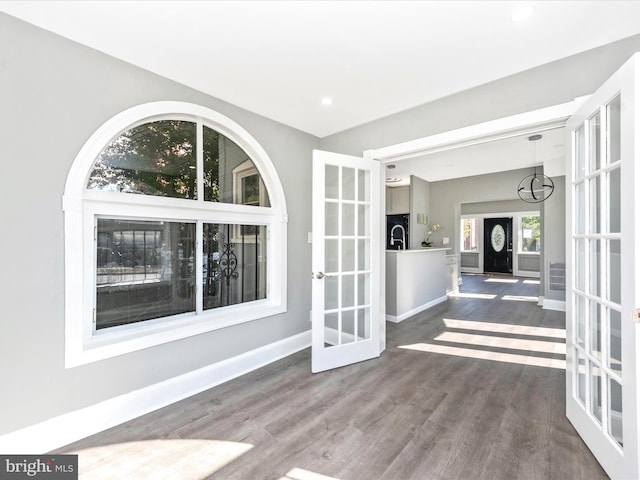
[386,185,410,215]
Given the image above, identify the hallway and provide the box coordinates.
[56,274,607,480]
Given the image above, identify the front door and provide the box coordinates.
[566,53,640,479]
[483,217,512,274]
[311,150,383,373]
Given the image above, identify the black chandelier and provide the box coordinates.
[517,134,555,203]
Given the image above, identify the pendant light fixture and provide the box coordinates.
[517,134,555,203]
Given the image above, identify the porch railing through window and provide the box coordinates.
[203,223,267,310]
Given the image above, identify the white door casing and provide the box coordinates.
[566,53,640,480]
[311,150,382,373]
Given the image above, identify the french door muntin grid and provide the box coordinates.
[324,164,372,347]
[573,96,623,450]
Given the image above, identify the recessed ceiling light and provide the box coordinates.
[511,5,534,22]
[386,177,402,183]
[321,97,333,106]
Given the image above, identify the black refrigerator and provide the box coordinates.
[386,214,409,250]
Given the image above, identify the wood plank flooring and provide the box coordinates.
[54,274,608,479]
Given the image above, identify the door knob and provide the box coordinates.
[316,272,326,279]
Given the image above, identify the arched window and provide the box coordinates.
[63,102,287,367]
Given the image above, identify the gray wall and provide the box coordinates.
[543,176,567,301]
[0,13,318,435]
[320,34,640,156]
[409,175,430,249]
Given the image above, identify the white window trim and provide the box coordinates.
[63,102,288,367]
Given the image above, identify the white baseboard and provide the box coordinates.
[386,295,448,323]
[0,331,311,455]
[543,298,566,312]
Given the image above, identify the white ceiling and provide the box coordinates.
[3,0,640,139]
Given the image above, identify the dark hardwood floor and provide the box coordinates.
[55,274,608,480]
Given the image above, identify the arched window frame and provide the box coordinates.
[63,102,288,367]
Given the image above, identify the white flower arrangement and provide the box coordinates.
[422,223,442,247]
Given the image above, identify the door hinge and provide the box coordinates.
[92,308,96,325]
[94,226,97,241]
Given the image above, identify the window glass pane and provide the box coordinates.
[203,126,270,206]
[341,310,355,345]
[575,125,585,179]
[88,121,197,199]
[326,239,339,273]
[96,219,195,329]
[520,215,540,252]
[608,96,621,164]
[609,309,622,376]
[357,308,371,341]
[202,223,267,310]
[608,168,621,233]
[461,218,477,251]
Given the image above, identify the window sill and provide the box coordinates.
[66,300,286,368]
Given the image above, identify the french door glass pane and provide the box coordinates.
[357,309,371,340]
[607,96,621,164]
[325,165,339,199]
[589,112,601,172]
[608,240,621,304]
[576,238,585,292]
[609,378,623,447]
[342,167,355,200]
[589,239,600,296]
[577,351,586,405]
[576,182,585,234]
[325,276,339,310]
[342,274,355,308]
[589,176,601,233]
[358,239,370,271]
[576,295,586,347]
[609,309,622,375]
[575,125,585,179]
[590,362,602,424]
[589,300,602,359]
[342,310,355,344]
[342,239,355,272]
[324,312,339,346]
[325,202,338,236]
[358,170,370,201]
[608,168,621,233]
[326,239,339,273]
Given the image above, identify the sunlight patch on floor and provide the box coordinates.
[502,295,539,302]
[485,278,519,283]
[280,467,342,480]
[399,343,566,369]
[443,318,565,339]
[67,439,253,480]
[447,292,497,299]
[434,331,565,354]
[523,279,540,285]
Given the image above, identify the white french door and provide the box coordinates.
[311,150,382,373]
[566,53,640,479]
